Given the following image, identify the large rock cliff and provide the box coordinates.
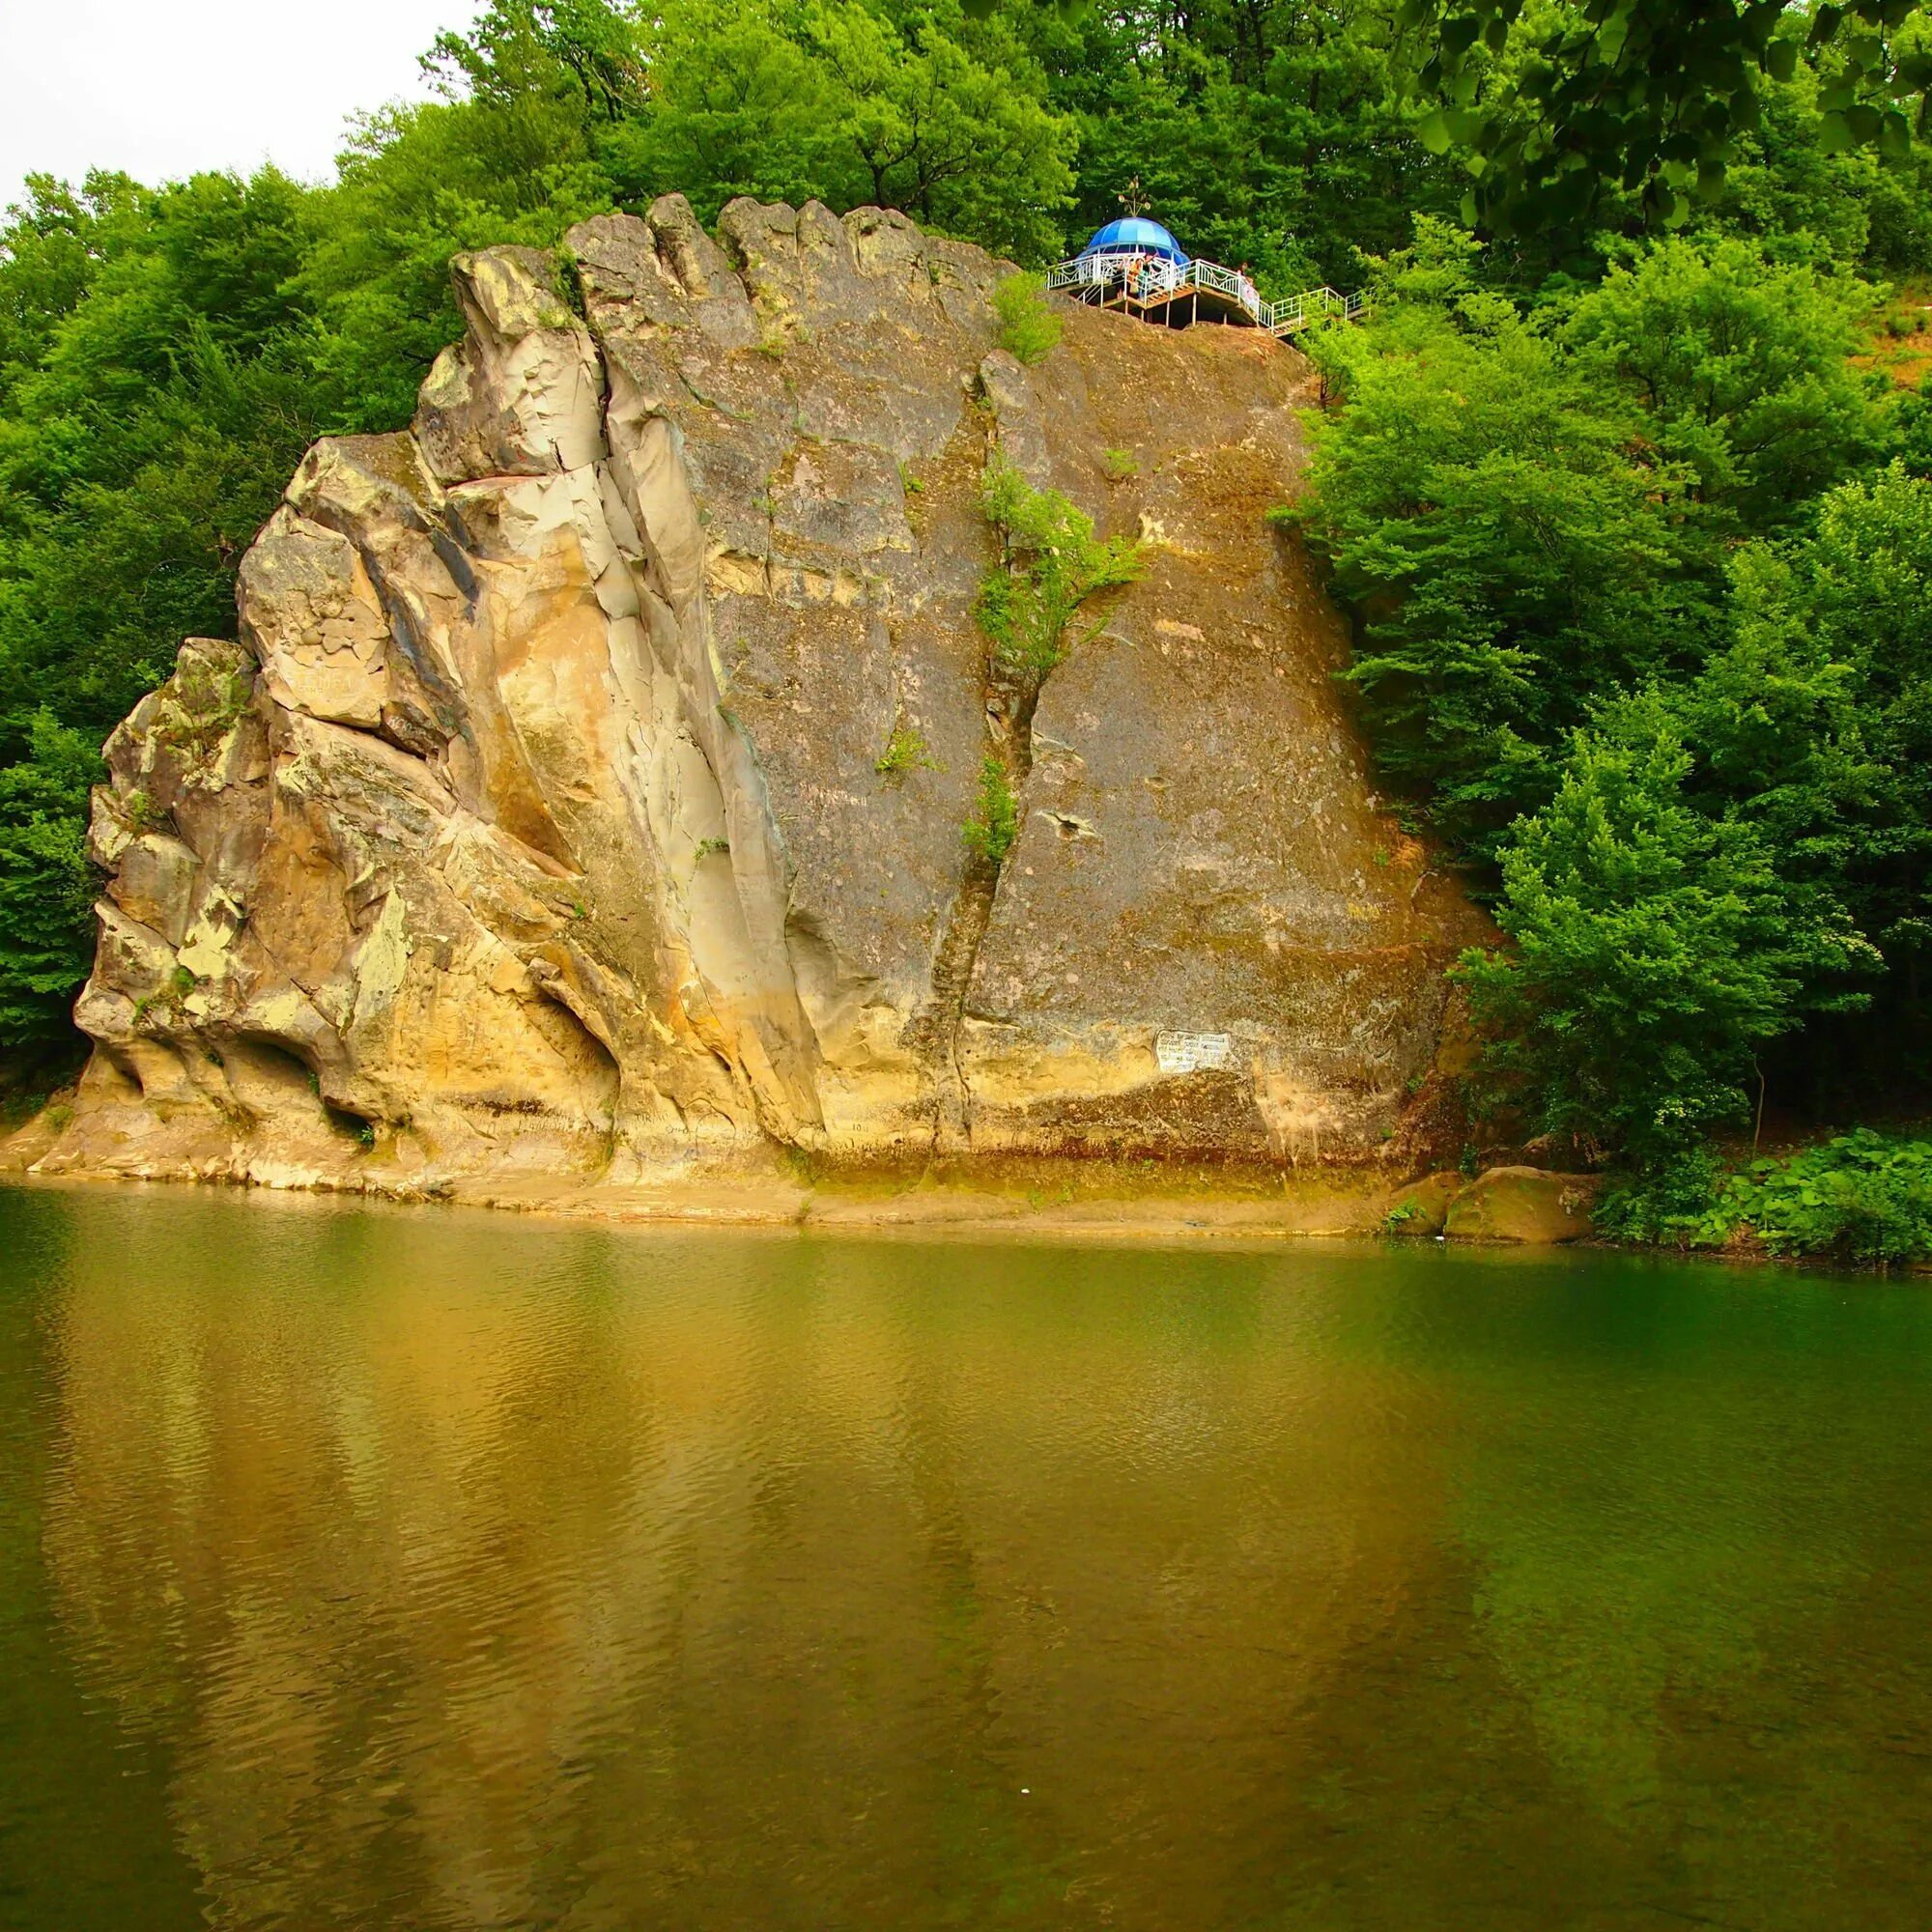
[28,198,1485,1205]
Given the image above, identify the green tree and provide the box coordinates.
[1456,710,1876,1165]
[1299,222,1898,862]
[0,170,323,753]
[977,458,1142,685]
[600,0,853,215]
[298,91,614,430]
[1297,222,1721,857]
[807,0,1076,258]
[425,0,647,122]
[0,717,99,1050]
[1404,0,1932,238]
[1681,466,1932,1097]
[1040,0,1460,290]
[1562,236,1886,529]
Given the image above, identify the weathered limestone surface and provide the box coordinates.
[27,198,1489,1203]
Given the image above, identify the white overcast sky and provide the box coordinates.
[4,0,488,210]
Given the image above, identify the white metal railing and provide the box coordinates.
[1042,252,1367,336]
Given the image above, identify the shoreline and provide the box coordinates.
[7,1146,1924,1272]
[0,1141,1599,1248]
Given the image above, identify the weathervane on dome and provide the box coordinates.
[1118,177,1150,217]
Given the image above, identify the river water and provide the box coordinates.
[0,1183,1927,1931]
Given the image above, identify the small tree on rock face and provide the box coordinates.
[1454,710,1878,1168]
[961,755,1019,867]
[976,458,1141,688]
[957,462,1140,876]
[992,272,1061,366]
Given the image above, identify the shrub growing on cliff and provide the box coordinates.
[874,722,935,781]
[993,271,1061,366]
[977,460,1140,684]
[962,756,1020,867]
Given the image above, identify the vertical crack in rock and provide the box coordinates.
[910,675,1043,1154]
[907,363,1057,1155]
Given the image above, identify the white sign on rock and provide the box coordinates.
[1155,1031,1236,1075]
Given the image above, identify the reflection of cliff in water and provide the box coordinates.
[34,1189,1932,1932]
[41,1193,1439,1932]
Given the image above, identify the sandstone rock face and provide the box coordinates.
[1443,1168,1603,1245]
[33,199,1487,1201]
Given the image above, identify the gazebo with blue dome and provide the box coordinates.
[1078,216,1190,270]
[1044,205,1365,338]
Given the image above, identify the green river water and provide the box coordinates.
[0,1181,1927,1931]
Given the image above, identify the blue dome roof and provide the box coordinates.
[1080,216,1187,265]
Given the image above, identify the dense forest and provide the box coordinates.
[4,0,1931,1249]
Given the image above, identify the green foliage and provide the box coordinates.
[1045,0,1463,294]
[604,0,1075,258]
[0,716,99,1048]
[1722,466,1932,986]
[1580,462,1932,1109]
[0,171,324,750]
[874,723,937,781]
[1301,222,1896,860]
[1561,237,1885,531]
[1722,1133,1932,1263]
[1592,1147,1731,1247]
[1600,1132,1932,1265]
[992,271,1062,365]
[1101,446,1139,479]
[1299,223,1721,856]
[962,755,1020,867]
[976,459,1141,684]
[1453,714,1876,1166]
[1403,0,1932,239]
[425,0,648,122]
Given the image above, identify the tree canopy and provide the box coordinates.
[1403,0,1932,235]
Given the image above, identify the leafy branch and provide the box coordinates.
[1404,0,1932,235]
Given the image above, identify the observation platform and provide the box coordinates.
[1044,217,1366,338]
